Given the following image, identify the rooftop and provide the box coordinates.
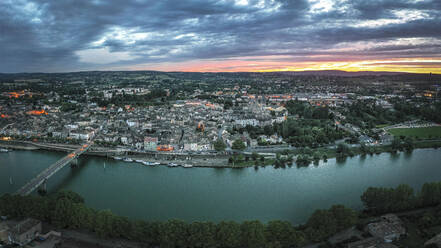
[10,218,41,235]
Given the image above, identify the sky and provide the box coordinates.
[1,0,441,73]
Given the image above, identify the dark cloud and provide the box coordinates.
[0,0,440,72]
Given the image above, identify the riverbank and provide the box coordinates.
[2,179,441,248]
[3,148,441,225]
[2,139,441,169]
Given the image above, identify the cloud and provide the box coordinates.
[0,0,440,72]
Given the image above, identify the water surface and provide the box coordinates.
[1,149,440,223]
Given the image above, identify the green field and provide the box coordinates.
[388,126,441,139]
[375,124,389,128]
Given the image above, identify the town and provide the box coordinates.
[1,71,441,168]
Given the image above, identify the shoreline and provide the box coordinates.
[1,140,440,169]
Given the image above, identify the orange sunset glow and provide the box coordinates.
[125,57,441,74]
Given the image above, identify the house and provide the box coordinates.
[425,233,441,247]
[0,222,9,243]
[69,132,90,140]
[367,214,406,243]
[235,119,259,127]
[8,218,42,246]
[79,133,91,141]
[347,237,398,248]
[51,131,68,139]
[144,137,158,151]
[184,143,198,151]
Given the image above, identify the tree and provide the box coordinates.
[306,209,337,242]
[94,210,116,237]
[361,185,416,214]
[224,99,233,110]
[305,205,357,242]
[421,182,441,206]
[251,152,260,161]
[241,221,266,248]
[187,222,216,248]
[159,219,189,248]
[55,190,84,204]
[266,220,305,248]
[53,198,75,228]
[329,205,358,230]
[213,139,227,152]
[232,139,246,150]
[403,136,414,151]
[391,138,402,150]
[336,143,349,155]
[216,221,241,248]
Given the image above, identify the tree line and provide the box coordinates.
[0,191,357,248]
[2,181,441,247]
[361,182,441,215]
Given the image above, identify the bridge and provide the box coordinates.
[15,141,93,196]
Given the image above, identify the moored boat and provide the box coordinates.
[123,158,133,162]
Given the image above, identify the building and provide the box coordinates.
[144,137,158,151]
[367,214,406,243]
[347,237,398,248]
[425,233,441,247]
[0,222,9,243]
[235,118,259,127]
[8,218,42,246]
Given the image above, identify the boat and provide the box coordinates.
[0,148,9,153]
[123,158,133,162]
[135,159,144,163]
[168,162,178,167]
[113,156,122,160]
[183,164,193,168]
[142,161,150,166]
[151,162,160,166]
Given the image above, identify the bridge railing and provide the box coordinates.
[16,142,93,195]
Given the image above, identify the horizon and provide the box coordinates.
[1,0,441,73]
[0,69,439,76]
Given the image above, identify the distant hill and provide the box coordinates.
[0,70,438,83]
[268,70,410,77]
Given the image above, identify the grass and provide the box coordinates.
[375,124,389,128]
[414,140,441,149]
[388,126,441,139]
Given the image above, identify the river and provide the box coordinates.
[1,148,441,224]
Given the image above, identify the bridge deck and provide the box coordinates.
[15,142,93,196]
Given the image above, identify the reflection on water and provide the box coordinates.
[1,149,441,224]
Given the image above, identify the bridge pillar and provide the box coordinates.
[38,179,47,195]
[71,158,78,167]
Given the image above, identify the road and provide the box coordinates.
[16,142,93,195]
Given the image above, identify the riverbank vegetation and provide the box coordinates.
[2,181,441,247]
[388,126,441,139]
[275,118,346,148]
[0,191,355,248]
[226,139,441,169]
[342,99,410,129]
